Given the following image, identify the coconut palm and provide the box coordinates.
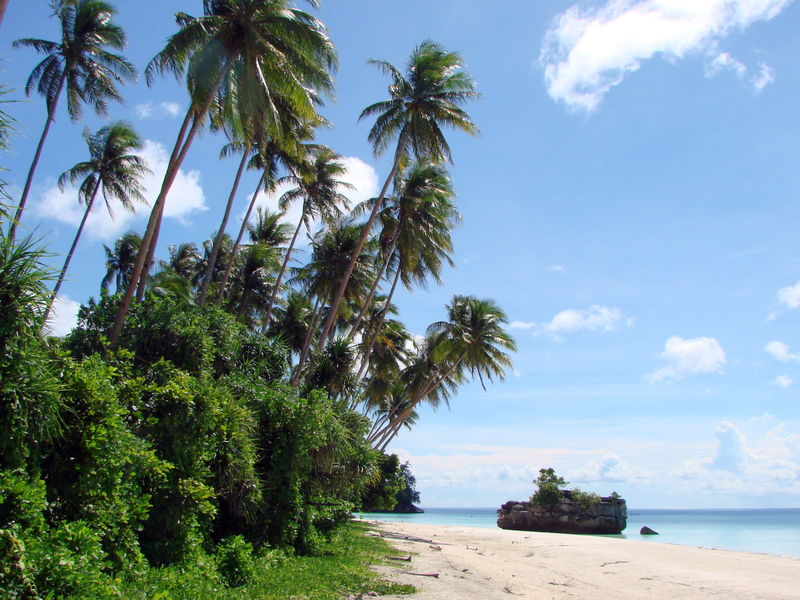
[164,242,202,281]
[369,296,515,447]
[10,0,135,241]
[226,242,280,324]
[46,122,149,319]
[349,162,459,370]
[111,0,336,345]
[101,231,141,293]
[317,40,479,346]
[268,289,314,358]
[262,145,352,328]
[290,221,377,385]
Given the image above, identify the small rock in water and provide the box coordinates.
[640,526,659,535]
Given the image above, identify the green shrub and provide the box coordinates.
[216,535,255,588]
[570,488,601,512]
[530,467,567,508]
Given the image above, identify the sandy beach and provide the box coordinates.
[361,520,800,600]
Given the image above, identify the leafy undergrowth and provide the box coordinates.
[119,522,416,600]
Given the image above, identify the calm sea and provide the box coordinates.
[355,507,800,558]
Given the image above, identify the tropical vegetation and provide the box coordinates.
[0,1,515,598]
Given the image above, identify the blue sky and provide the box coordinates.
[3,0,800,509]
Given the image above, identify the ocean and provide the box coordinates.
[355,507,800,558]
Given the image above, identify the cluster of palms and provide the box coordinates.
[4,0,516,448]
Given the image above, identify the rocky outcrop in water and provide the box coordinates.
[497,492,627,534]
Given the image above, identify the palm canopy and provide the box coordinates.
[360,40,480,167]
[14,0,135,119]
[57,122,150,217]
[146,0,336,136]
[279,145,353,232]
[102,231,141,293]
[428,295,516,389]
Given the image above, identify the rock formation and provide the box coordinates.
[497,492,627,534]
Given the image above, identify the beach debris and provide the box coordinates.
[400,570,439,578]
[387,555,412,562]
[640,526,659,535]
[429,544,442,551]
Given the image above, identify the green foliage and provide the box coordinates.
[359,453,405,512]
[570,488,601,512]
[216,535,255,588]
[530,467,568,508]
[395,462,421,509]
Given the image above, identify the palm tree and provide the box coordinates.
[268,289,313,359]
[46,122,149,319]
[111,0,336,345]
[10,0,135,241]
[164,242,201,281]
[349,162,459,371]
[316,40,479,347]
[262,145,352,328]
[101,231,141,293]
[248,207,293,249]
[196,140,253,305]
[369,296,515,447]
[226,242,279,325]
[291,221,377,384]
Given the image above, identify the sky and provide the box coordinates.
[2,0,800,509]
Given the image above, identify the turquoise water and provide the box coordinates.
[355,507,800,558]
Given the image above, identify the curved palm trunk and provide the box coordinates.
[111,59,232,347]
[290,296,322,386]
[316,153,403,347]
[197,145,250,305]
[216,170,267,305]
[0,0,9,27]
[346,229,398,341]
[44,180,101,321]
[8,71,67,242]
[261,204,306,328]
[369,350,467,447]
[356,264,401,380]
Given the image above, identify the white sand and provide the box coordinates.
[362,520,800,600]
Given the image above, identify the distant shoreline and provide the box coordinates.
[362,520,800,600]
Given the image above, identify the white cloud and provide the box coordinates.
[548,264,566,273]
[673,419,800,489]
[568,453,650,483]
[645,335,726,383]
[35,139,207,240]
[765,340,800,363]
[241,156,379,248]
[778,280,800,309]
[752,62,775,92]
[771,374,793,388]
[135,101,182,119]
[540,0,791,111]
[512,305,632,338]
[45,294,80,337]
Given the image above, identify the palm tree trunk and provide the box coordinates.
[216,170,267,305]
[0,0,9,27]
[197,145,250,305]
[261,204,306,328]
[291,296,322,386]
[316,152,403,347]
[369,350,467,446]
[44,180,101,322]
[355,264,401,380]
[110,59,232,347]
[8,71,67,243]
[347,229,398,341]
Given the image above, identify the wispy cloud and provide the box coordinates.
[771,374,793,388]
[765,340,800,363]
[511,305,632,339]
[135,101,182,119]
[645,335,726,383]
[540,0,791,111]
[777,280,800,309]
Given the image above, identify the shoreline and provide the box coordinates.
[360,519,800,599]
